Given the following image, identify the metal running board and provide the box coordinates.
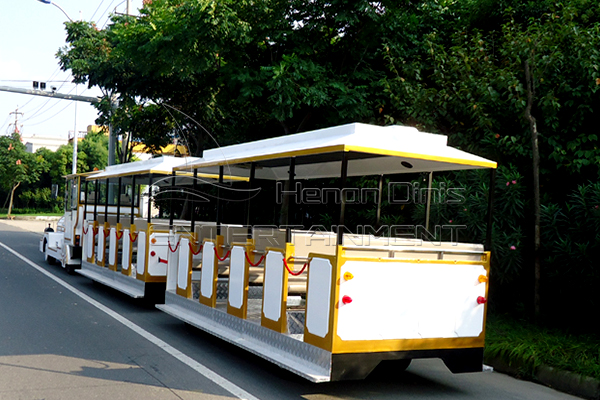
[78,261,145,298]
[157,291,332,382]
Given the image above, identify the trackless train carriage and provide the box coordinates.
[40,123,497,382]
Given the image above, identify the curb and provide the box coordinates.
[1,216,61,221]
[486,356,600,400]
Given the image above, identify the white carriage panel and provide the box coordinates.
[228,246,246,310]
[200,241,216,299]
[147,233,169,276]
[122,229,131,272]
[137,232,147,276]
[455,268,487,337]
[262,251,284,322]
[305,257,332,338]
[109,228,117,265]
[83,223,93,260]
[97,230,105,262]
[176,238,190,292]
[336,261,487,341]
[64,210,74,241]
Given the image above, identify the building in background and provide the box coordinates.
[22,134,67,152]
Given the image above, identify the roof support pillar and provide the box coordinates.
[130,175,136,225]
[191,169,197,234]
[216,166,224,236]
[147,174,153,224]
[485,168,496,251]
[246,162,256,239]
[104,178,110,221]
[116,177,122,224]
[285,158,296,244]
[169,171,176,230]
[337,152,348,246]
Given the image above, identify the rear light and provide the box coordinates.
[477,296,487,304]
[343,272,354,281]
[478,275,488,283]
[150,251,156,257]
[342,295,353,305]
[75,235,80,246]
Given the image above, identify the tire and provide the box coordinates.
[368,358,412,380]
[43,240,55,265]
[65,263,75,275]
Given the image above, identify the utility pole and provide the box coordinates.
[108,1,132,166]
[8,107,24,134]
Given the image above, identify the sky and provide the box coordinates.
[0,0,145,140]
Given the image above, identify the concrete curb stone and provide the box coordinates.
[486,355,600,400]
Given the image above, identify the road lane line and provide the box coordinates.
[0,242,261,400]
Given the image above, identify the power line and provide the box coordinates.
[25,101,74,128]
[99,0,118,28]
[21,84,76,123]
[91,0,107,21]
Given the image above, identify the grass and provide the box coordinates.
[485,313,600,380]
[0,212,63,218]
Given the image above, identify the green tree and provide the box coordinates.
[78,130,109,171]
[57,0,396,155]
[0,133,44,217]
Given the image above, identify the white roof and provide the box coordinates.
[87,156,201,180]
[176,123,497,180]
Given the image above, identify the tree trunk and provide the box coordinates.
[7,181,21,218]
[524,59,542,322]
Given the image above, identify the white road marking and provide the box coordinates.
[0,242,261,400]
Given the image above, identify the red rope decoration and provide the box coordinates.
[189,241,203,255]
[214,247,231,261]
[244,251,266,267]
[82,224,89,235]
[283,257,309,276]
[168,239,181,253]
[93,227,99,236]
[103,229,110,238]
[115,230,124,240]
[129,232,139,242]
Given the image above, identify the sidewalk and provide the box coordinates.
[0,216,61,235]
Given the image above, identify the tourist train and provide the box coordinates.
[40,122,496,382]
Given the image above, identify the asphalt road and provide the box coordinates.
[0,222,583,400]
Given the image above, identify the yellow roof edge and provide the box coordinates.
[86,169,248,182]
[174,143,497,171]
[174,145,347,171]
[344,145,498,169]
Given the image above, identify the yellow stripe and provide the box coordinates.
[332,336,485,354]
[174,145,348,171]
[87,169,247,182]
[174,143,496,171]
[344,144,498,169]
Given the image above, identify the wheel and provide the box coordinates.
[43,240,55,265]
[65,263,75,275]
[368,358,412,380]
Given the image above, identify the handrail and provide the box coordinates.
[341,245,485,255]
[283,257,310,276]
